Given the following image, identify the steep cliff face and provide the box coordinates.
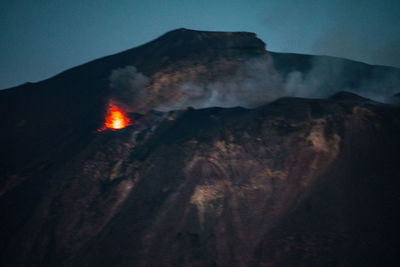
[1,29,400,266]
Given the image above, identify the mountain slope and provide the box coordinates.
[1,29,400,266]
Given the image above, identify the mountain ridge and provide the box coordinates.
[3,28,400,93]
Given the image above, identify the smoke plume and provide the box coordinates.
[109,55,400,112]
[109,66,149,109]
[161,56,284,110]
[284,56,400,103]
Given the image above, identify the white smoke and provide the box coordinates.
[284,57,348,98]
[109,55,400,112]
[284,56,400,103]
[162,56,284,110]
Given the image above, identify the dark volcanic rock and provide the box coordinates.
[1,29,400,266]
[330,91,370,102]
[1,96,400,266]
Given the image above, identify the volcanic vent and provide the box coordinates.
[98,101,132,131]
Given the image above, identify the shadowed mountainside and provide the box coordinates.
[1,29,400,266]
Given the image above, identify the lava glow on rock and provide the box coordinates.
[99,102,131,131]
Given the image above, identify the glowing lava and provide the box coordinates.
[100,102,131,131]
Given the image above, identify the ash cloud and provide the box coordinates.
[284,56,400,103]
[168,56,400,108]
[109,55,400,113]
[109,66,149,109]
[163,56,284,110]
[284,57,348,98]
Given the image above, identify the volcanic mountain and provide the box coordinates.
[1,28,400,266]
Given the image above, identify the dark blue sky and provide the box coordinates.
[1,0,399,89]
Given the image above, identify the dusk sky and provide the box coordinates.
[1,0,399,89]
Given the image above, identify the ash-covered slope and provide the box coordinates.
[2,93,400,266]
[1,29,400,266]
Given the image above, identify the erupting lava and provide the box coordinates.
[99,102,131,131]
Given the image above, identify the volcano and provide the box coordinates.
[1,28,400,266]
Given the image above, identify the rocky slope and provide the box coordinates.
[1,29,400,266]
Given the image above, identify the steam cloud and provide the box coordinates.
[109,55,400,112]
[163,56,284,110]
[284,56,400,103]
[109,66,149,109]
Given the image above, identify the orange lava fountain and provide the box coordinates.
[99,102,131,131]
